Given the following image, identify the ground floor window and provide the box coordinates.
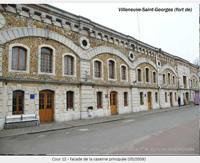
[97,92,102,108]
[165,92,168,103]
[175,92,177,101]
[155,92,158,103]
[124,92,128,106]
[13,90,24,115]
[67,91,74,110]
[140,92,144,105]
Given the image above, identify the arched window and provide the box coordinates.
[109,60,115,79]
[168,73,170,85]
[163,74,166,84]
[97,92,102,108]
[94,61,102,78]
[173,76,175,85]
[12,47,27,70]
[121,65,127,81]
[13,90,24,115]
[40,47,52,73]
[137,69,142,82]
[64,55,74,75]
[153,71,156,83]
[145,68,150,83]
[66,91,74,110]
[140,92,144,105]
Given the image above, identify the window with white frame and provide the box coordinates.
[145,68,150,83]
[124,92,128,106]
[108,59,116,80]
[121,65,127,81]
[165,92,167,102]
[155,92,158,103]
[38,45,55,75]
[163,74,166,84]
[173,76,175,85]
[9,44,30,73]
[62,53,76,78]
[140,92,144,105]
[94,60,102,78]
[137,68,142,82]
[97,92,102,108]
[168,73,170,85]
[153,71,156,83]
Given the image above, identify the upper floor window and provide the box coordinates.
[97,92,102,108]
[153,71,156,83]
[145,68,150,83]
[9,44,30,74]
[183,76,187,88]
[13,90,24,115]
[64,55,74,75]
[121,65,127,81]
[137,68,142,82]
[40,47,52,73]
[168,73,170,85]
[38,45,55,76]
[109,60,115,79]
[163,74,166,84]
[12,47,27,71]
[124,92,128,106]
[94,61,102,78]
[173,76,175,85]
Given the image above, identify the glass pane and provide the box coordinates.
[41,48,51,54]
[12,48,18,70]
[19,48,26,70]
[41,54,45,72]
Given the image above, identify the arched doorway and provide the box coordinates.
[110,91,117,115]
[147,92,152,109]
[39,90,54,123]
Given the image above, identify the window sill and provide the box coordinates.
[94,77,103,80]
[9,70,29,74]
[38,72,55,76]
[63,74,76,78]
[108,78,117,81]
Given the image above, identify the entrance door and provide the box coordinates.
[110,92,117,115]
[170,92,173,106]
[39,90,54,123]
[147,92,151,109]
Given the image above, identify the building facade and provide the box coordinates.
[0,4,199,130]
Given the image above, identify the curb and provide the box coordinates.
[0,105,195,138]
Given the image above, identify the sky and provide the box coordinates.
[49,3,199,63]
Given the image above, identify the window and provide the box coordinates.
[97,92,102,108]
[173,76,175,85]
[12,47,26,70]
[155,92,158,103]
[168,73,170,85]
[124,92,128,106]
[137,69,142,82]
[175,92,177,101]
[13,90,24,115]
[165,92,167,102]
[193,79,195,88]
[153,71,156,83]
[109,60,115,79]
[67,91,74,110]
[140,92,144,105]
[121,65,127,81]
[163,74,166,84]
[94,61,101,78]
[40,47,52,73]
[183,76,187,88]
[64,55,74,75]
[145,68,150,83]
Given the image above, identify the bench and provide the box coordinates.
[5,114,39,129]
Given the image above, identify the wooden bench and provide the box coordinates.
[5,114,39,129]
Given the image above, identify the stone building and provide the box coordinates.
[0,4,199,130]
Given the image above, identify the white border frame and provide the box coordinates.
[107,58,117,81]
[136,67,143,83]
[152,70,157,84]
[38,44,55,76]
[167,72,171,85]
[62,53,77,78]
[93,59,104,80]
[145,66,150,84]
[9,43,30,74]
[120,64,128,82]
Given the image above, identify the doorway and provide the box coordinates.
[110,91,117,115]
[147,92,151,109]
[39,90,54,123]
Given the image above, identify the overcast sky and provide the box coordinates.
[50,3,198,63]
